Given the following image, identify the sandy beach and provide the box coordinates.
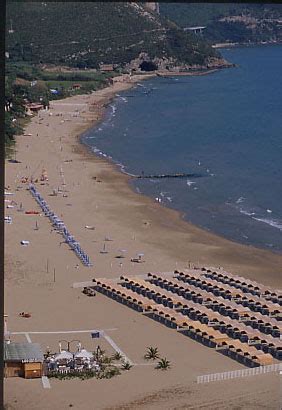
[4,74,282,409]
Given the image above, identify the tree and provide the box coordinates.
[122,361,132,370]
[144,346,159,360]
[156,358,171,370]
[5,111,16,141]
[112,352,123,361]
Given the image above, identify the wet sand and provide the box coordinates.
[4,74,282,409]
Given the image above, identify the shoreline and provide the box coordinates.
[4,71,282,409]
[71,77,282,285]
[213,40,282,49]
[79,73,282,257]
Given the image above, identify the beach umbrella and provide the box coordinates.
[138,253,144,261]
[117,249,127,258]
[100,243,108,254]
[104,236,113,241]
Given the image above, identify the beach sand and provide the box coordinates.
[4,74,282,409]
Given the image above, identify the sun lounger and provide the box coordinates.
[131,258,144,263]
[5,216,12,224]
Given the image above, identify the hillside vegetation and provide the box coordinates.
[5,2,228,153]
[160,3,282,44]
[4,61,114,151]
[6,2,220,68]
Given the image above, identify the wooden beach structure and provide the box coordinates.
[119,275,282,356]
[175,271,281,319]
[199,267,282,305]
[147,273,281,338]
[4,342,44,378]
[91,267,282,367]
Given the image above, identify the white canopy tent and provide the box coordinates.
[74,349,93,360]
[54,350,73,361]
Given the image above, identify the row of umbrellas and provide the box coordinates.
[177,273,280,316]
[202,270,282,304]
[148,274,281,336]
[29,184,92,267]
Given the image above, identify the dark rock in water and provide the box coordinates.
[136,172,204,179]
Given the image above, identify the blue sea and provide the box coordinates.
[81,45,282,252]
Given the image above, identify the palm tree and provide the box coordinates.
[112,352,123,361]
[144,346,159,360]
[94,346,106,361]
[122,361,132,371]
[100,355,113,364]
[156,358,171,370]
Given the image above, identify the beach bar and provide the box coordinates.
[4,342,44,378]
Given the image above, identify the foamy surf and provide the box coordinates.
[160,191,169,197]
[239,208,256,216]
[109,104,117,114]
[236,196,245,204]
[252,217,282,231]
[92,147,100,153]
[114,162,136,177]
[187,180,195,187]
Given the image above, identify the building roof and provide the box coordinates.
[4,342,44,363]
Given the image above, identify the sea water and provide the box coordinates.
[81,45,282,252]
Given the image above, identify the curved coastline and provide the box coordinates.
[74,75,282,287]
[80,72,282,255]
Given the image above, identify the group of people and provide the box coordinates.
[29,184,92,267]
